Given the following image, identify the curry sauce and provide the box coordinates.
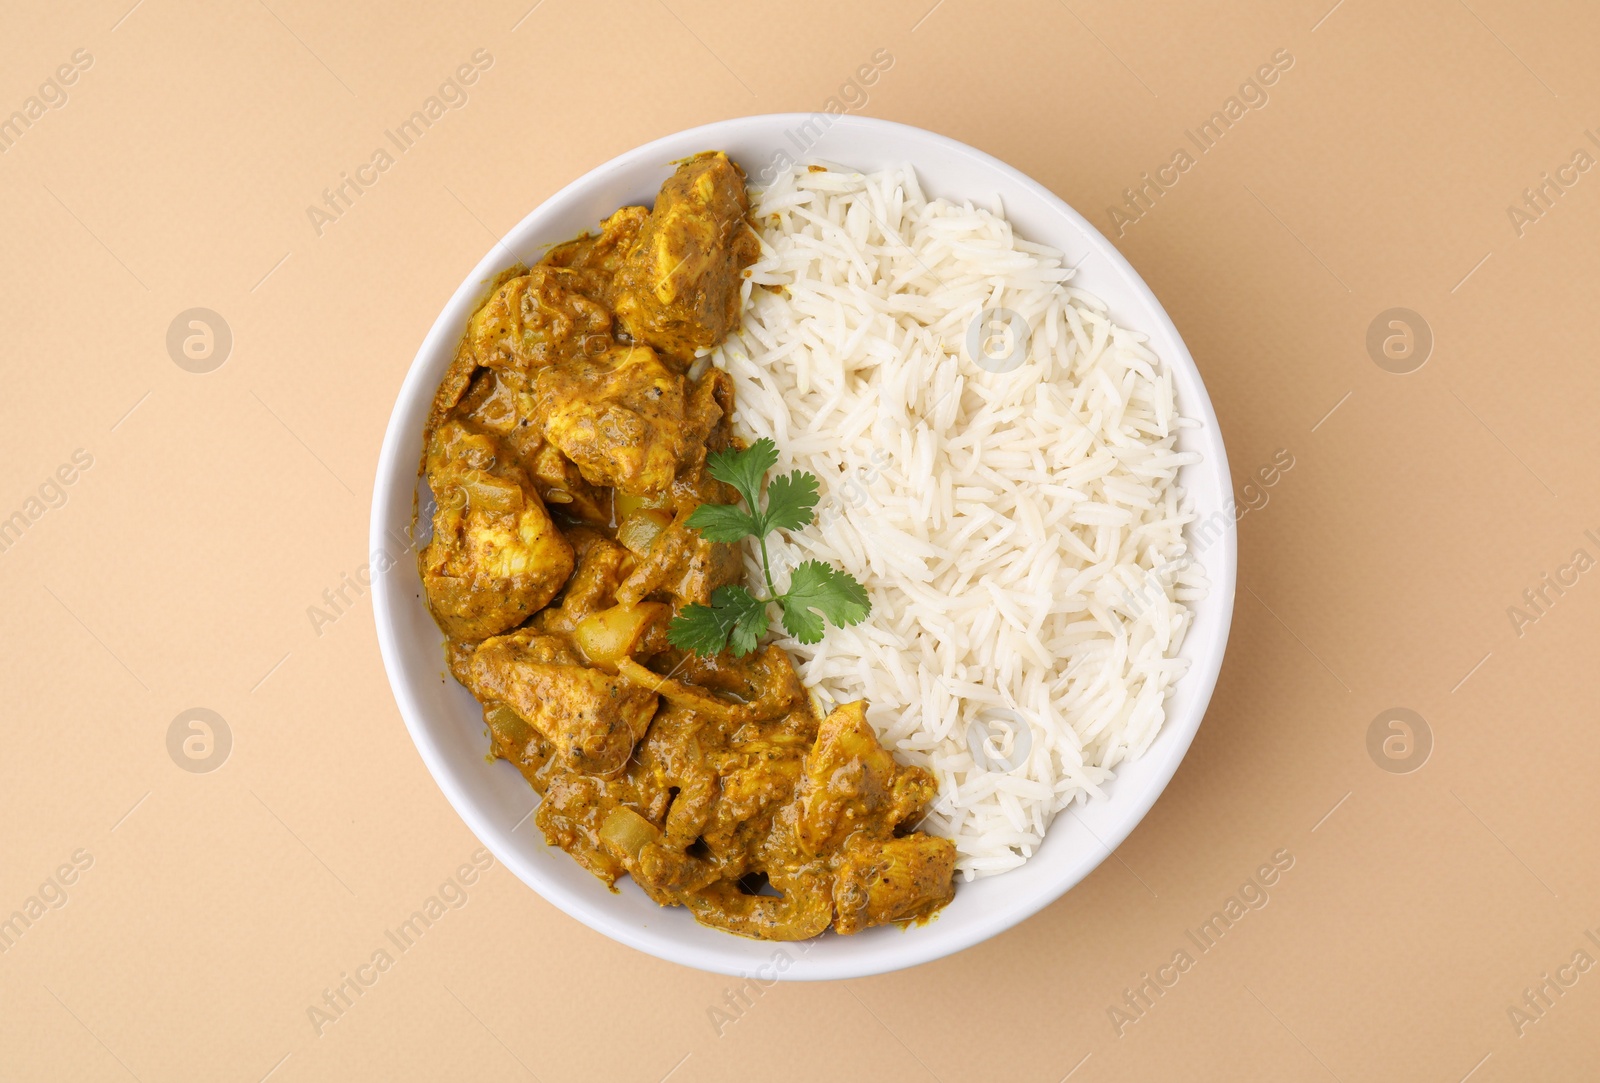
[417,152,956,940]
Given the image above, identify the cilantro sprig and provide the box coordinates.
[666,438,870,658]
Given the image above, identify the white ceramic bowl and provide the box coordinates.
[372,114,1236,980]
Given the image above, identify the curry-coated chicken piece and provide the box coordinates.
[452,366,612,527]
[613,152,760,362]
[467,265,612,372]
[531,345,691,495]
[699,735,810,856]
[468,629,658,778]
[670,647,807,726]
[544,205,650,309]
[654,369,737,507]
[532,527,629,638]
[832,835,957,935]
[522,439,614,526]
[681,876,834,942]
[795,701,941,856]
[613,516,744,608]
[420,420,574,641]
[682,366,736,461]
[484,700,552,776]
[538,773,628,886]
[426,337,484,438]
[453,364,532,446]
[424,261,611,437]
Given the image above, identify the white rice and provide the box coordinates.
[709,163,1207,879]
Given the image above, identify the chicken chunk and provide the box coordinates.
[453,366,614,528]
[468,630,658,777]
[533,527,630,638]
[680,878,833,942]
[467,265,612,372]
[699,736,809,855]
[658,368,737,509]
[795,701,940,856]
[669,646,806,726]
[832,835,957,935]
[613,152,759,362]
[613,515,743,608]
[536,774,626,886]
[544,205,650,309]
[682,366,735,460]
[483,700,553,779]
[531,345,690,495]
[420,420,575,640]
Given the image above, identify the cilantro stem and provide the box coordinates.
[757,533,778,602]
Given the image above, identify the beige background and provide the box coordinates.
[3,0,1599,1079]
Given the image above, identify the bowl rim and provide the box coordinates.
[371,112,1236,980]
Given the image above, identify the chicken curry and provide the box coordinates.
[418,152,956,940]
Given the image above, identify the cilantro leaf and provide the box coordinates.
[665,585,770,658]
[760,470,819,534]
[706,438,779,513]
[777,560,871,644]
[714,585,771,657]
[666,602,737,656]
[683,502,759,543]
